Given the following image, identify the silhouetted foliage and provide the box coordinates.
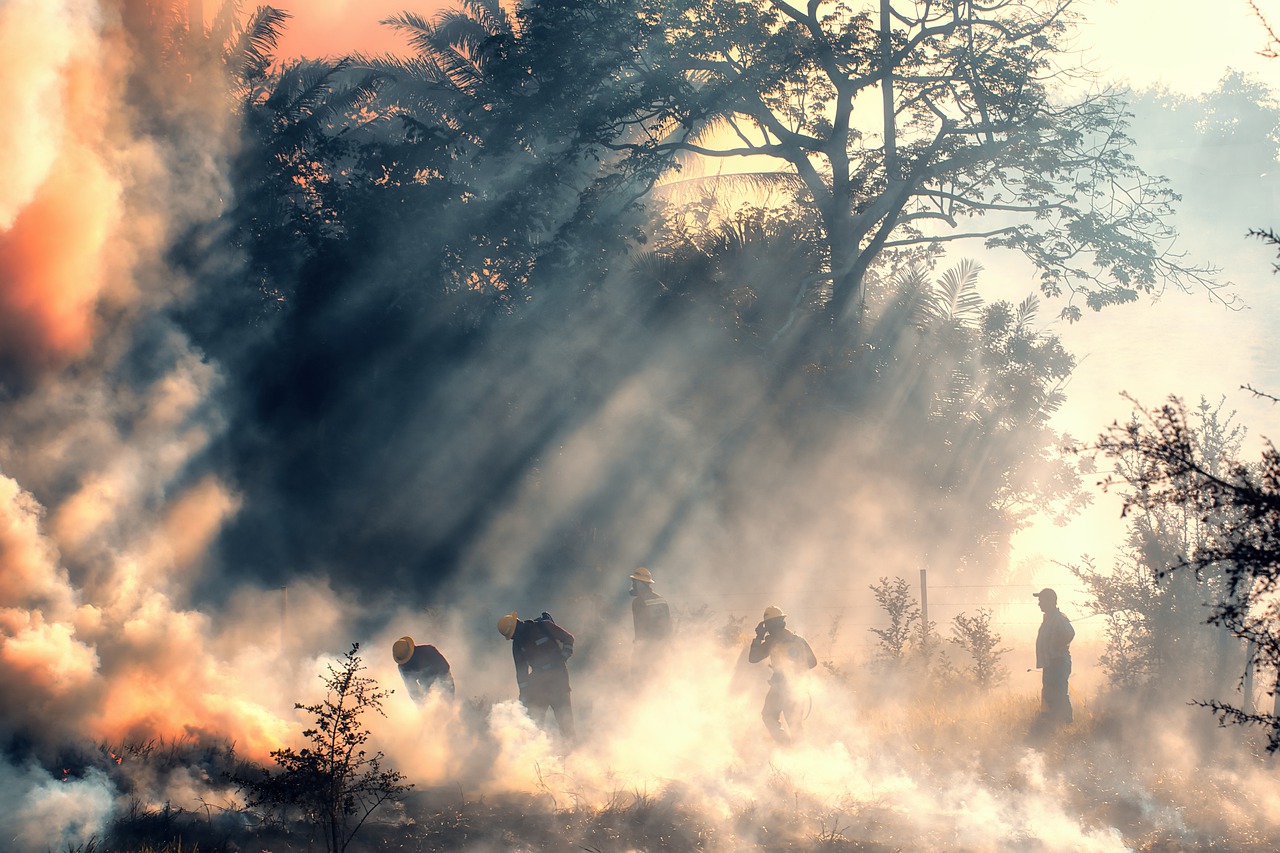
[231,644,410,852]
[1249,227,1280,274]
[1088,397,1280,750]
[1250,0,1280,58]
[515,0,1220,329]
[1073,399,1248,697]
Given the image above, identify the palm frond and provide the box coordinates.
[266,58,347,130]
[683,112,750,148]
[382,4,510,95]
[433,9,497,56]
[895,264,933,299]
[209,0,241,49]
[381,11,438,58]
[1040,387,1067,417]
[934,258,985,324]
[226,5,290,83]
[653,170,804,203]
[352,52,452,89]
[1014,292,1040,331]
[629,250,680,292]
[433,47,486,93]
[456,0,511,36]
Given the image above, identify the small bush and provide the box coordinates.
[231,643,410,853]
[948,608,1011,689]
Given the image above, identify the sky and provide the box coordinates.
[270,0,426,58]
[1081,0,1280,94]
[4,1,1280,849]
[263,0,1280,84]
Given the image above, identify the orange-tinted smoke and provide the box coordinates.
[0,143,119,367]
[0,0,125,371]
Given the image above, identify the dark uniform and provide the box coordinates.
[749,611,817,744]
[512,614,576,739]
[1034,588,1075,731]
[396,642,454,702]
[632,586,671,643]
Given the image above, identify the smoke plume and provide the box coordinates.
[0,2,1276,851]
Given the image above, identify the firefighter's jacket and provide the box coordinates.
[512,616,575,694]
[632,588,672,642]
[398,644,453,700]
[1035,608,1074,669]
[749,627,817,686]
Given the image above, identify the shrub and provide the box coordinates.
[231,643,410,853]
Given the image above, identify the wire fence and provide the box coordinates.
[662,580,1276,710]
[666,579,1110,661]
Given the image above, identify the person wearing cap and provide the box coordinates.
[629,567,671,644]
[392,636,454,702]
[1033,588,1075,731]
[748,605,818,744]
[498,610,577,740]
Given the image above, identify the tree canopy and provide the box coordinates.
[480,0,1220,328]
[146,0,1250,600]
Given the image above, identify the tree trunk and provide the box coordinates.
[823,205,863,331]
[880,0,898,182]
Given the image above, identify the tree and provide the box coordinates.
[1073,399,1248,697]
[555,0,1218,331]
[356,0,657,307]
[869,575,923,662]
[1250,0,1280,59]
[232,644,411,853]
[1089,398,1280,751]
[948,608,1010,689]
[860,259,1086,565]
[169,1,1094,601]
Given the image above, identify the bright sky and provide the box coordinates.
[270,0,443,58]
[1080,0,1280,92]
[264,0,1280,78]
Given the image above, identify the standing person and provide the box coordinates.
[748,605,817,744]
[629,567,671,644]
[392,636,454,702]
[1033,588,1075,733]
[498,610,577,740]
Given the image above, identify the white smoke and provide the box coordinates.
[0,758,115,853]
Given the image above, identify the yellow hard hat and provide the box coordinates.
[498,611,519,639]
[392,636,415,664]
[762,605,786,621]
[629,566,654,583]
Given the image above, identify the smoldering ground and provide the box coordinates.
[2,1,1280,851]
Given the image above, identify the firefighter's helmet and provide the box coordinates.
[392,636,415,665]
[762,605,786,621]
[498,611,519,639]
[629,566,654,583]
